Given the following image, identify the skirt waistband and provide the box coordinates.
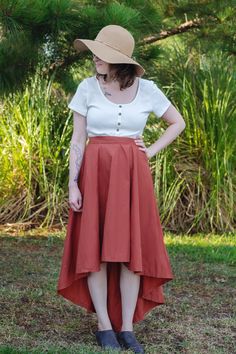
[88,136,137,144]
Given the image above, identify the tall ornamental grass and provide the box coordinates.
[151,50,236,233]
[0,69,72,228]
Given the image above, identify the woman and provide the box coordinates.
[57,25,186,353]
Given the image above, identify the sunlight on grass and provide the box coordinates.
[165,233,236,265]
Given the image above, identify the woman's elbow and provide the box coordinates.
[162,105,186,132]
[179,118,186,132]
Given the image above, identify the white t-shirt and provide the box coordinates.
[68,75,171,138]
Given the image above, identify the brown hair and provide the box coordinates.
[95,63,137,90]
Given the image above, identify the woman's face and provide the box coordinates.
[92,54,109,75]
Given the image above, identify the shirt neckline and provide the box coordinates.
[95,75,141,106]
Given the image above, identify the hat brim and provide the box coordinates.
[73,39,145,77]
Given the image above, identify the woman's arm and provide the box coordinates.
[68,111,87,188]
[147,104,186,158]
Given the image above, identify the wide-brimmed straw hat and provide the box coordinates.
[73,24,145,77]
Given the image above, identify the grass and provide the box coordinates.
[0,231,235,353]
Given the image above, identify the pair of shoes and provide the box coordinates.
[95,329,121,350]
[117,331,145,353]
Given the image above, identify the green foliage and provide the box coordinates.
[150,44,236,233]
[0,32,39,93]
[169,0,236,54]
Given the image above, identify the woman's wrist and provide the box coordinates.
[147,146,156,159]
[68,182,78,188]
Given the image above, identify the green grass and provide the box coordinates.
[0,232,235,353]
[165,233,236,265]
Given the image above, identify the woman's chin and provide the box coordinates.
[96,68,107,75]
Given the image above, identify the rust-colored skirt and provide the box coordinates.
[57,136,174,331]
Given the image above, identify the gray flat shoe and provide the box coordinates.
[117,331,145,353]
[95,329,121,350]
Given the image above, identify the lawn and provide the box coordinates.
[0,230,235,354]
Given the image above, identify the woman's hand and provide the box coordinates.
[134,136,151,159]
[69,185,83,212]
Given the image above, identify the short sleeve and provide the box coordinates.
[68,79,88,117]
[149,80,171,118]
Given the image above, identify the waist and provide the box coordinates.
[88,136,137,144]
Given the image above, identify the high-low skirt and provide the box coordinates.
[57,135,174,331]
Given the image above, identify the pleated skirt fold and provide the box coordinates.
[57,136,173,331]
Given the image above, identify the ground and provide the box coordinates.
[0,231,235,354]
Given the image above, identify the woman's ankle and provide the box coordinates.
[120,324,133,332]
[98,321,113,331]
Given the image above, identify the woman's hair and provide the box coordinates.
[95,63,137,90]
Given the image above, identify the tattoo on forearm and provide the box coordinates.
[71,143,83,182]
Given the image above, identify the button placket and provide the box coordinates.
[116,105,122,132]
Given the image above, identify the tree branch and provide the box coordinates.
[140,16,219,45]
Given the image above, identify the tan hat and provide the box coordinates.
[73,24,145,77]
